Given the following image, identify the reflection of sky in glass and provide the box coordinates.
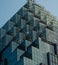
[0,0,58,28]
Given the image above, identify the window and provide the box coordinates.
[4,58,8,65]
[0,54,2,62]
[38,11,41,19]
[47,52,58,65]
[40,63,46,65]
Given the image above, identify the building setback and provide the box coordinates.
[0,0,58,65]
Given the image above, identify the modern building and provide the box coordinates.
[0,0,58,65]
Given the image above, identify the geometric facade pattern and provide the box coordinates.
[0,0,58,65]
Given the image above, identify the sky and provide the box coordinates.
[0,0,58,28]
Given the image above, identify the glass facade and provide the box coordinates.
[0,0,58,65]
